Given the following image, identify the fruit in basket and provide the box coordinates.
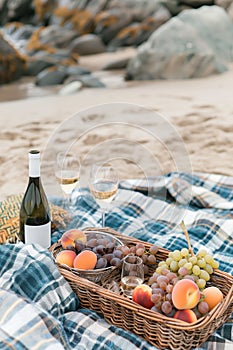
[202,286,223,310]
[197,301,210,315]
[61,229,87,249]
[132,284,154,309]
[172,279,200,310]
[73,250,97,270]
[55,250,76,267]
[154,222,220,292]
[174,309,197,323]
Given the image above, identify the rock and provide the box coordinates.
[126,6,233,80]
[26,56,90,77]
[159,0,191,15]
[180,0,214,7]
[86,0,108,15]
[109,5,171,48]
[102,58,130,70]
[78,75,105,87]
[35,67,67,86]
[10,24,35,41]
[33,0,57,24]
[1,0,33,24]
[215,0,233,10]
[25,58,55,76]
[94,9,133,44]
[228,2,233,18]
[70,34,106,55]
[65,65,91,76]
[179,6,233,62]
[0,33,25,84]
[26,27,79,65]
[67,74,105,88]
[106,0,163,21]
[0,1,9,26]
[2,23,36,54]
[32,25,77,49]
[33,49,78,63]
[59,81,83,95]
[51,5,94,35]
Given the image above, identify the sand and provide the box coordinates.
[0,49,233,201]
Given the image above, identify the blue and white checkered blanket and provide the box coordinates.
[0,172,232,349]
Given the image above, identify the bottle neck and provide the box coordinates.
[29,152,40,178]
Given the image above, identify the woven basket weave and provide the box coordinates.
[51,227,233,350]
[0,194,71,244]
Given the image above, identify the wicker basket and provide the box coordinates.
[51,230,123,283]
[51,227,233,350]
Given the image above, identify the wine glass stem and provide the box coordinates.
[64,193,71,211]
[67,195,71,210]
[101,208,105,227]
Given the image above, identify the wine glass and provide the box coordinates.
[89,163,118,227]
[121,255,144,297]
[55,152,80,211]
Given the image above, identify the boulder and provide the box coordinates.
[67,74,105,88]
[102,57,130,70]
[30,25,77,49]
[2,23,36,54]
[25,57,55,76]
[215,0,233,9]
[0,0,33,25]
[106,0,163,21]
[65,65,91,75]
[109,5,171,48]
[33,0,57,24]
[179,0,213,7]
[228,2,233,18]
[0,1,9,26]
[0,34,25,84]
[179,5,233,62]
[51,5,94,35]
[70,34,106,55]
[86,0,108,15]
[94,9,133,44]
[35,67,67,86]
[126,6,233,80]
[159,0,191,15]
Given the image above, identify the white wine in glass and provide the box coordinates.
[89,163,118,227]
[55,152,80,210]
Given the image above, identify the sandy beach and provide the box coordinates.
[0,50,233,201]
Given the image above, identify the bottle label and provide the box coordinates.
[25,222,51,248]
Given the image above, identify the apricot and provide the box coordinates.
[73,250,97,270]
[55,250,76,268]
[174,309,197,323]
[61,229,87,249]
[132,284,154,309]
[202,286,223,310]
[172,279,200,310]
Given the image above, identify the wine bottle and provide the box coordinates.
[19,150,51,248]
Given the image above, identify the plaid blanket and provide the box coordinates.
[0,172,232,350]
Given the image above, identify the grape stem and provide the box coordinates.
[180,221,195,257]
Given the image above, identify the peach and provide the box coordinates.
[61,229,87,249]
[174,309,197,323]
[132,284,154,309]
[202,286,223,310]
[73,250,97,270]
[172,279,200,310]
[55,250,76,267]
